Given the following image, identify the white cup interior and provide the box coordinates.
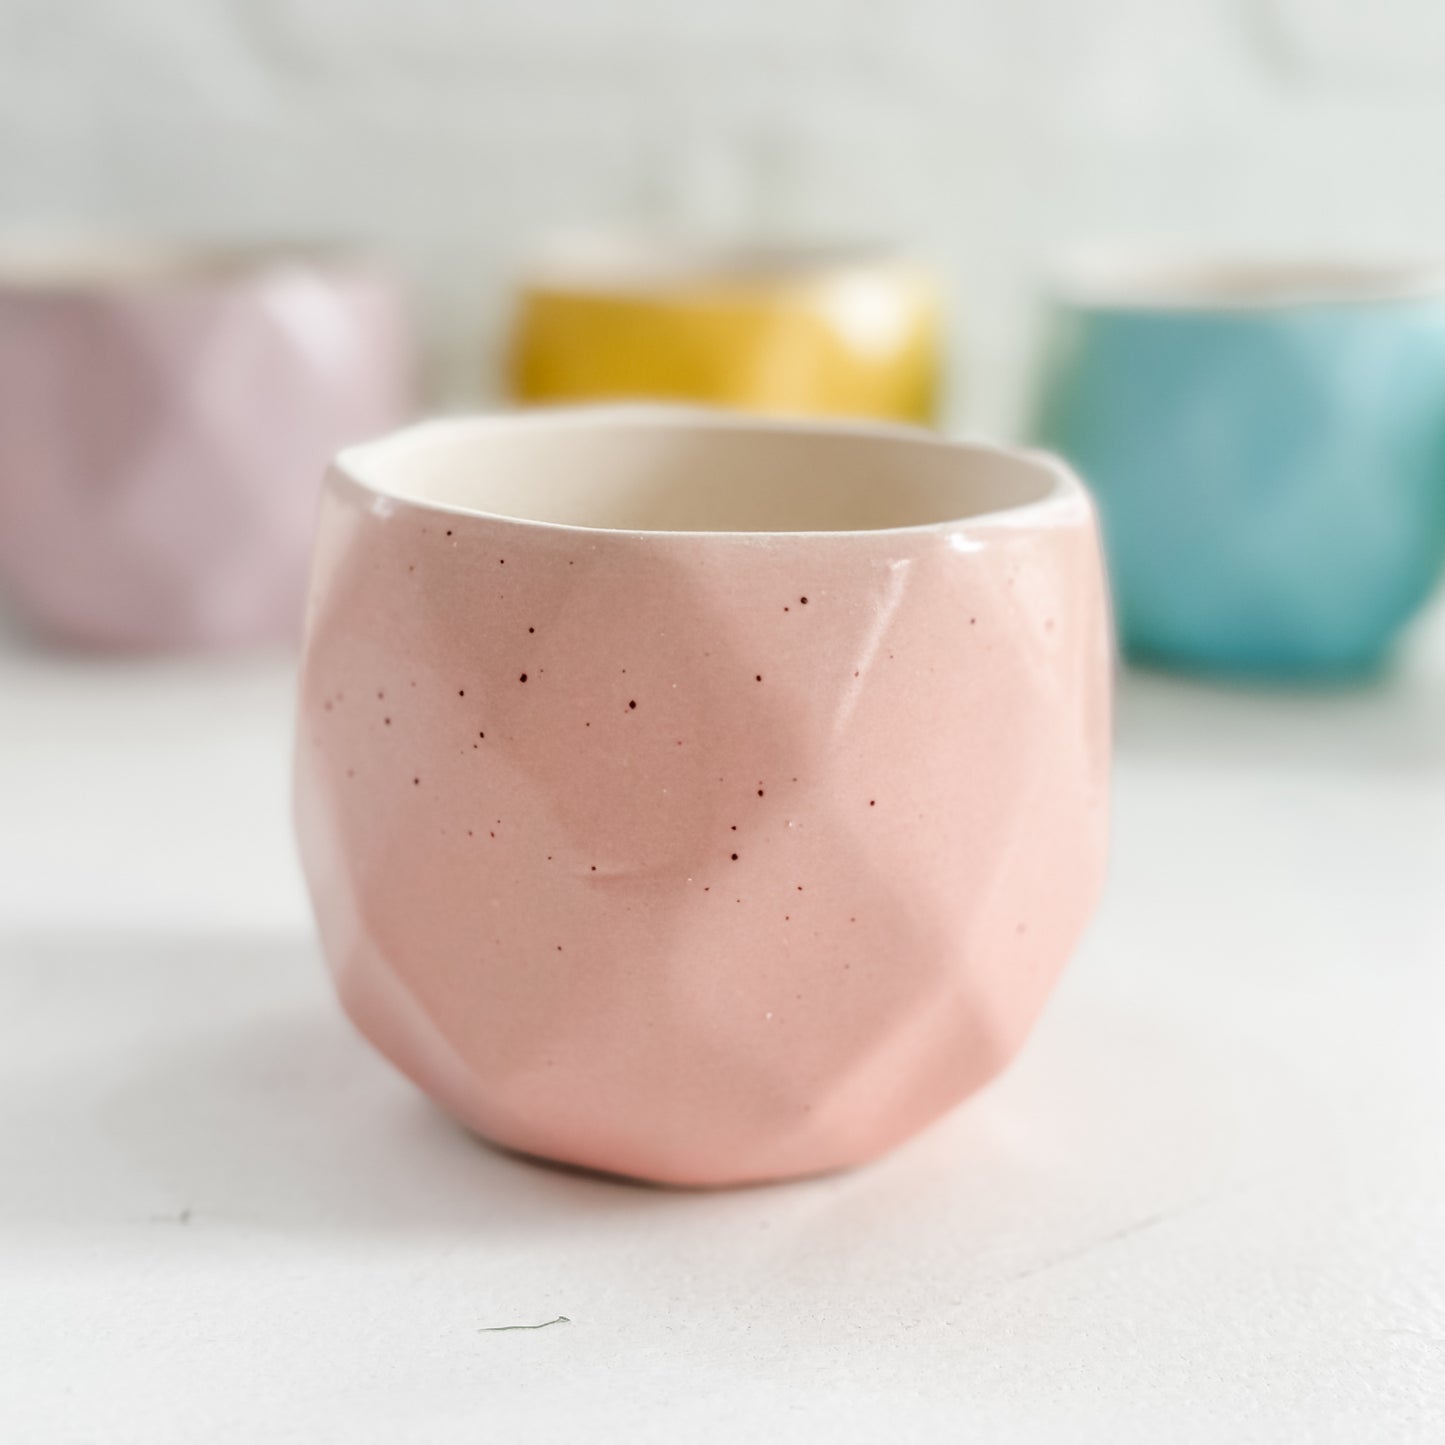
[340,409,1063,535]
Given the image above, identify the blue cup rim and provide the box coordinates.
[1044,246,1445,314]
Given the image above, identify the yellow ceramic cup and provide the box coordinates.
[507,239,943,425]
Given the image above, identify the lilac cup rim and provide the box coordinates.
[0,236,389,295]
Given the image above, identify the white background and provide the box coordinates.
[6,0,1445,425]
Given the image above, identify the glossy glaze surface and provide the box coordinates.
[0,247,416,649]
[1033,260,1445,677]
[508,242,941,424]
[293,408,1111,1186]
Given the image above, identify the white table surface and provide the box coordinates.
[2,607,1443,1444]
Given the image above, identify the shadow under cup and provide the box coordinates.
[1032,257,1445,678]
[293,407,1111,1187]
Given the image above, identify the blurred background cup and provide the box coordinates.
[0,240,417,651]
[1031,251,1445,679]
[506,234,943,424]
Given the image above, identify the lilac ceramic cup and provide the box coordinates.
[0,242,417,649]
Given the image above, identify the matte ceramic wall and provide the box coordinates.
[4,0,1445,430]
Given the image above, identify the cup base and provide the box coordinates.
[477,1131,868,1192]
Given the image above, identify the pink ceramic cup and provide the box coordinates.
[294,406,1111,1187]
[0,241,416,649]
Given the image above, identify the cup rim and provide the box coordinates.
[517,230,934,297]
[1045,244,1445,312]
[0,234,385,294]
[333,404,1085,541]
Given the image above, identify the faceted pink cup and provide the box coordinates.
[294,407,1111,1186]
[0,242,416,649]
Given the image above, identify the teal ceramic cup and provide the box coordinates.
[1032,256,1445,677]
